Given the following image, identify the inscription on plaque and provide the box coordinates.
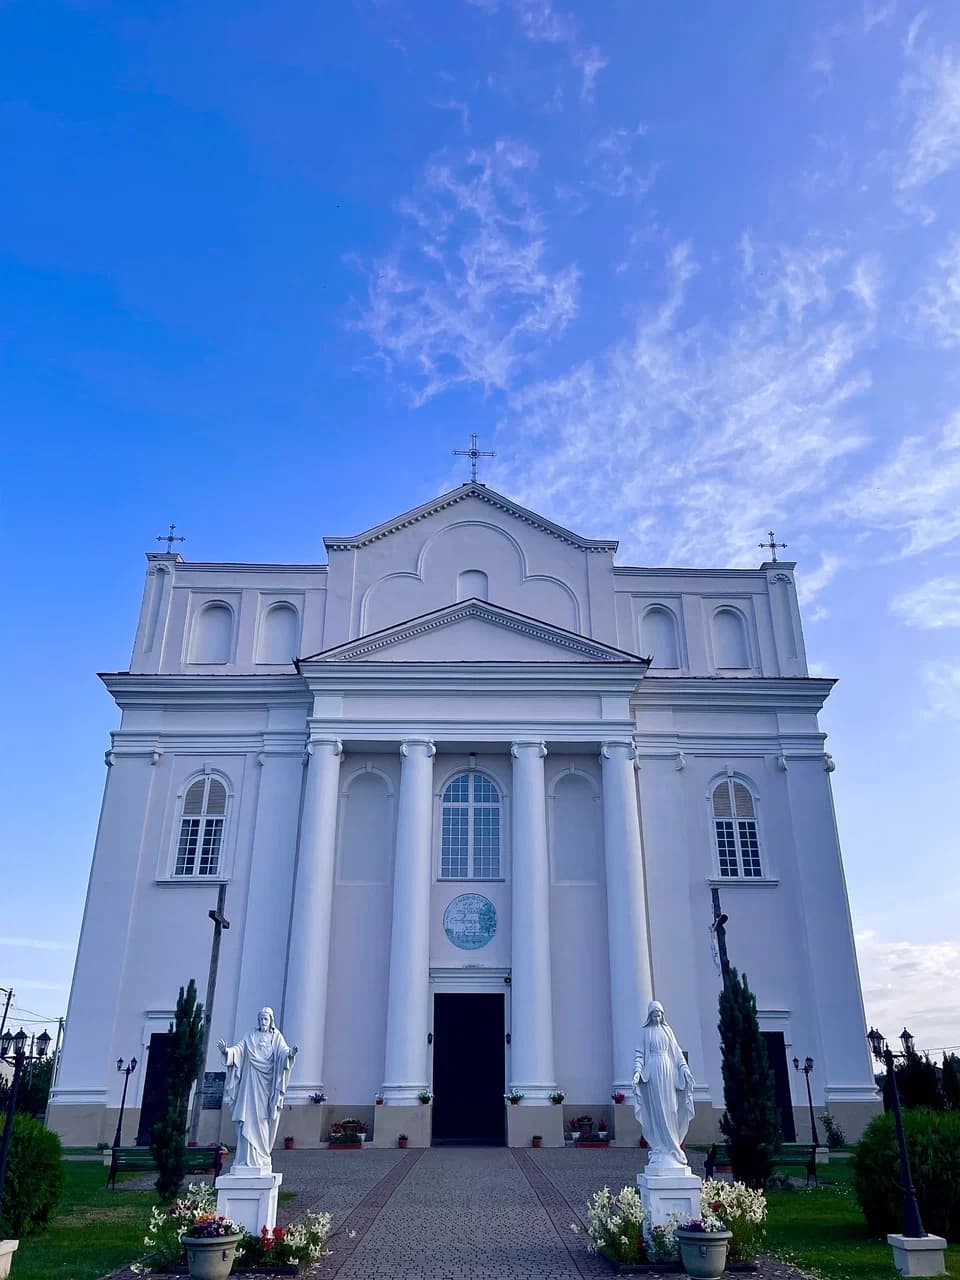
[443,893,497,950]
[201,1070,226,1110]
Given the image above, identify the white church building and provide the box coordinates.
[49,482,879,1149]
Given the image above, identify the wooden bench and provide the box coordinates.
[703,1142,817,1185]
[107,1144,224,1189]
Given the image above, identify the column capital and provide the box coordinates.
[400,738,436,758]
[510,739,547,758]
[307,737,343,757]
[600,739,637,761]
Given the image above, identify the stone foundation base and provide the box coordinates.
[0,1240,19,1280]
[506,1103,564,1148]
[887,1234,947,1277]
[638,1168,702,1228]
[371,1103,432,1148]
[215,1169,281,1236]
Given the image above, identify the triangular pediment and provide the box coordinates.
[322,484,618,554]
[300,600,647,665]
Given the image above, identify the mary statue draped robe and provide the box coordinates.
[632,1000,696,1173]
[218,1007,298,1171]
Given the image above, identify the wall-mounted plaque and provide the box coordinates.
[443,893,497,950]
[201,1070,226,1110]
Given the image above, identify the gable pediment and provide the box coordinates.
[322,484,618,554]
[300,600,647,665]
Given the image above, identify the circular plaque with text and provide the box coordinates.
[443,893,497,950]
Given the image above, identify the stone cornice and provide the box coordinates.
[636,676,835,712]
[300,599,647,665]
[322,484,618,553]
[100,673,310,711]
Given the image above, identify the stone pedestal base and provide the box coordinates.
[506,1103,564,1148]
[887,1234,947,1277]
[637,1168,702,1228]
[611,1102,642,1147]
[215,1169,282,1237]
[815,1146,830,1165]
[371,1103,431,1148]
[0,1240,19,1280]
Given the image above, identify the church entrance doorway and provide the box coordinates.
[136,1032,172,1146]
[761,1031,798,1143]
[431,993,505,1145]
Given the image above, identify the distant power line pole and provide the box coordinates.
[0,989,13,1042]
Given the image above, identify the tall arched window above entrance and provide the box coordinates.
[710,777,762,878]
[173,775,229,877]
[440,773,501,879]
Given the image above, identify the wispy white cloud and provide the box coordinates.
[913,233,960,346]
[857,928,960,1054]
[797,553,845,606]
[922,658,960,718]
[898,37,960,194]
[0,937,74,951]
[356,139,580,404]
[891,576,960,628]
[842,412,960,555]
[465,0,607,101]
[848,255,883,313]
[490,236,874,568]
[588,125,656,199]
[863,0,897,33]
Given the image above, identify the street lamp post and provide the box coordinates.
[866,1027,926,1239]
[113,1057,138,1150]
[792,1055,821,1147]
[0,1026,52,1211]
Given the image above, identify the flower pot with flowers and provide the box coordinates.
[610,1091,625,1105]
[674,1218,732,1280]
[505,1090,524,1105]
[235,1212,349,1275]
[698,1179,766,1264]
[398,1134,409,1149]
[548,1090,565,1105]
[283,1136,295,1150]
[417,1090,433,1105]
[183,1215,245,1280]
[531,1135,542,1148]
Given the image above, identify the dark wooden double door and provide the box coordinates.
[431,993,505,1145]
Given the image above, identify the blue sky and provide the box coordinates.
[2,0,959,1056]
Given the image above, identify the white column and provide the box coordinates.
[282,736,342,1103]
[509,739,557,1101]
[382,738,435,1104]
[601,740,654,1093]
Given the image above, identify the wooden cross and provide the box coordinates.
[156,523,186,553]
[453,433,495,483]
[758,530,787,563]
[711,886,730,982]
[188,884,230,1143]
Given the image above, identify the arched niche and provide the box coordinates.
[550,772,602,883]
[641,605,680,668]
[712,608,750,669]
[257,602,300,664]
[338,771,394,884]
[457,569,489,601]
[189,602,233,664]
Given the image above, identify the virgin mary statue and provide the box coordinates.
[632,1001,696,1172]
[218,1007,298,1170]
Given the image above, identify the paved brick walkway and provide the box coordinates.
[108,1147,814,1280]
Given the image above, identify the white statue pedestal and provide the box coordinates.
[215,1169,282,1236]
[637,1168,702,1228]
[887,1233,947,1277]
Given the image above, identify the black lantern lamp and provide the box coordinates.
[113,1057,139,1150]
[867,1027,926,1239]
[900,1027,916,1057]
[792,1054,821,1147]
[0,1030,11,1060]
[11,1028,27,1059]
[36,1028,52,1059]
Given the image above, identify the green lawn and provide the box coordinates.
[10,1164,300,1280]
[765,1159,960,1280]
[10,1162,158,1280]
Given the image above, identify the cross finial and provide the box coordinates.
[453,433,496,483]
[156,523,186,554]
[758,530,787,563]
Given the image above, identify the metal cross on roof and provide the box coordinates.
[156,523,186,553]
[453,433,495,483]
[758,530,787,562]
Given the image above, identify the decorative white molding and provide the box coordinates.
[770,572,793,584]
[600,740,636,761]
[675,752,686,771]
[400,739,436,757]
[776,755,788,771]
[151,750,162,766]
[304,599,646,666]
[308,738,343,757]
[511,739,547,758]
[824,753,836,772]
[104,749,114,767]
[323,483,618,554]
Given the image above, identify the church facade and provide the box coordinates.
[49,484,880,1148]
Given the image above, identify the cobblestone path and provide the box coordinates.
[109,1147,815,1280]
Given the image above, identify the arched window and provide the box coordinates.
[711,778,762,878]
[641,605,680,668]
[257,602,300,664]
[712,608,749,669]
[174,776,228,877]
[189,602,234,664]
[440,772,501,879]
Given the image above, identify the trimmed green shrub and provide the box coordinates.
[942,1053,960,1111]
[821,1111,846,1150]
[0,1114,64,1236]
[853,1107,960,1241]
[150,978,204,1199]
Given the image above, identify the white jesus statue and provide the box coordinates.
[632,1000,696,1173]
[217,1007,298,1170]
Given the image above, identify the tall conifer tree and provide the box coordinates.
[718,967,780,1187]
[150,979,204,1199]
[941,1053,960,1111]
